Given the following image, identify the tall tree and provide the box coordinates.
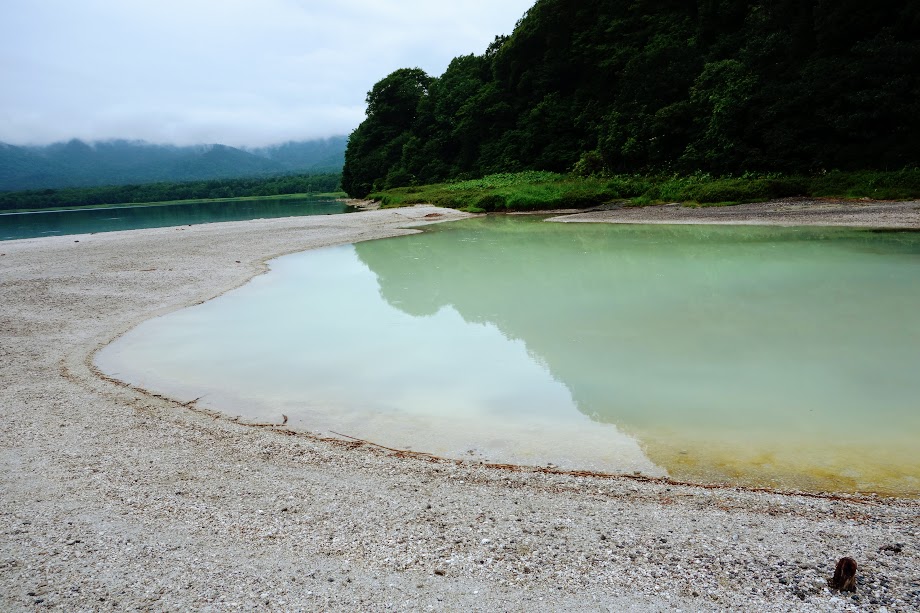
[342,68,432,197]
[342,0,920,196]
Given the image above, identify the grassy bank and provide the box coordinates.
[369,169,920,213]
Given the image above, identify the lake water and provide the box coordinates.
[96,217,920,495]
[0,196,354,241]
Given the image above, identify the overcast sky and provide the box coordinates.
[0,0,534,147]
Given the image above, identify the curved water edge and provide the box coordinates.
[95,217,920,495]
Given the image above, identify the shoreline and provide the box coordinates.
[1,205,918,611]
[547,197,920,228]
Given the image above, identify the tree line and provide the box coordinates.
[0,173,342,211]
[343,0,919,197]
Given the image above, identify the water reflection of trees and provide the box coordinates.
[355,217,920,438]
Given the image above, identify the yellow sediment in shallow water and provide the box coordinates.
[642,432,920,495]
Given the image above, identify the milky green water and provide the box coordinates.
[96,217,920,494]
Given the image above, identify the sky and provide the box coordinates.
[0,0,534,147]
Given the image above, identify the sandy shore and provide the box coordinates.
[548,198,920,228]
[1,205,918,611]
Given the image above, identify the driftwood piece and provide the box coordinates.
[831,557,857,591]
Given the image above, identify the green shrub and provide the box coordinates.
[445,171,564,191]
[809,169,920,200]
[689,180,765,203]
[572,150,605,177]
[503,194,542,209]
[764,177,808,198]
[605,175,651,198]
[368,169,920,212]
[476,194,507,211]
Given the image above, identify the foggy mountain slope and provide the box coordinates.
[0,137,347,191]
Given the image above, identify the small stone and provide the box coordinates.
[830,557,857,592]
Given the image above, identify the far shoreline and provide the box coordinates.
[351,195,920,229]
[1,191,346,216]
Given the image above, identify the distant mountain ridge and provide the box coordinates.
[0,137,347,191]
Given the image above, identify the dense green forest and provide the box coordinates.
[0,173,342,212]
[0,137,347,192]
[343,0,919,198]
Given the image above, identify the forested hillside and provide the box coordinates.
[0,173,342,212]
[0,137,347,192]
[343,0,919,197]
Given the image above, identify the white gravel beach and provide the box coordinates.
[1,203,918,611]
[547,198,920,228]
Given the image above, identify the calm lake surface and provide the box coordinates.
[97,217,920,494]
[0,196,354,241]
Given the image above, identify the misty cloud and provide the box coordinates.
[0,0,533,146]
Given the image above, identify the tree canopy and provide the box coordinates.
[343,0,920,197]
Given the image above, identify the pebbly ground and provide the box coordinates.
[547,198,920,228]
[1,204,917,611]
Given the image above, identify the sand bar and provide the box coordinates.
[548,197,920,228]
[1,204,918,611]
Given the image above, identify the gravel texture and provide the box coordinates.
[547,198,920,228]
[1,205,918,611]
